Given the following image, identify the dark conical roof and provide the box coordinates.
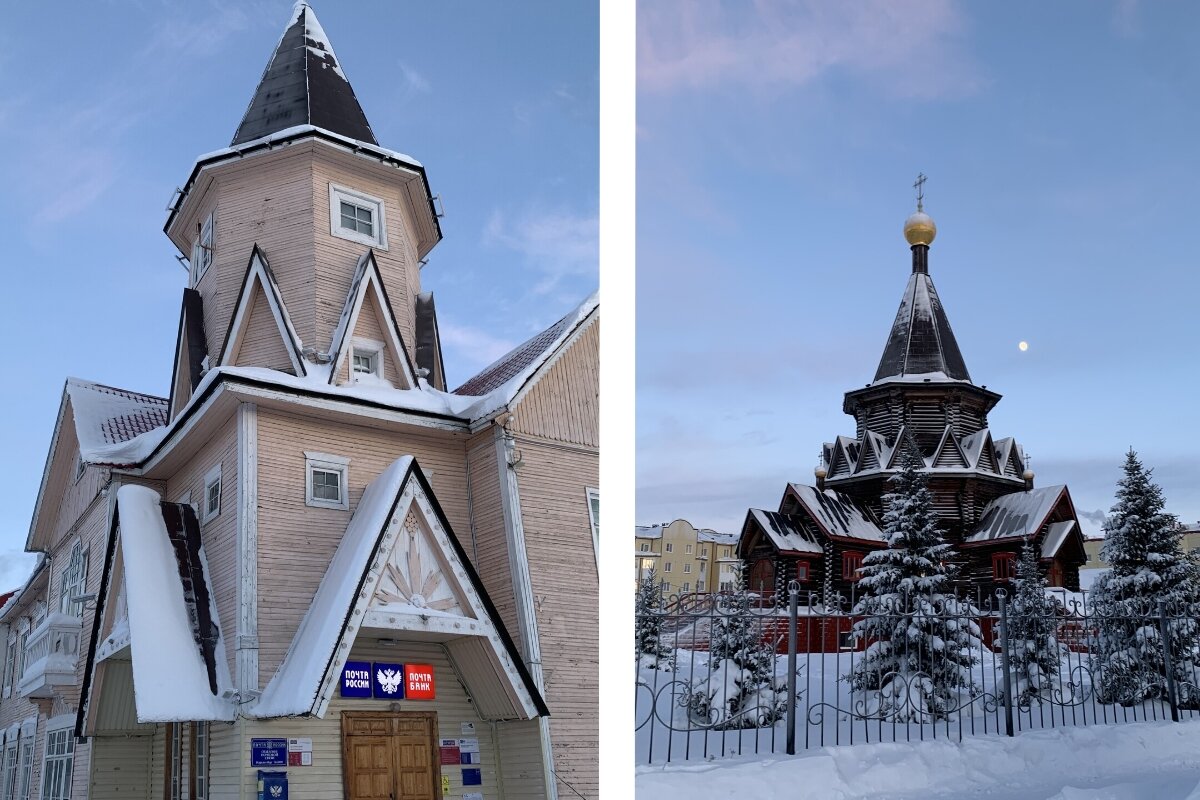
[873,268,971,382]
[231,3,377,146]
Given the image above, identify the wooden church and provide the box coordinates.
[0,6,596,800]
[739,193,1087,603]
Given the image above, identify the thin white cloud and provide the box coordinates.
[483,206,599,294]
[639,0,979,99]
[438,322,517,373]
[1111,0,1140,37]
[399,62,432,94]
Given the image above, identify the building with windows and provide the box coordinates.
[0,5,597,799]
[738,200,1087,603]
[1083,522,1200,570]
[634,520,740,595]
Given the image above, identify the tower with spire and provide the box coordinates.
[738,181,1086,610]
[0,6,599,800]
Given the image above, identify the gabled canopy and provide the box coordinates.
[232,2,376,146]
[250,456,547,721]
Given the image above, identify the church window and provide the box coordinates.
[352,350,376,375]
[190,212,215,287]
[842,552,864,581]
[329,184,388,249]
[992,552,1017,581]
[795,562,809,582]
[306,452,351,511]
[202,464,222,524]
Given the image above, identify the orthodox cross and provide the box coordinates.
[913,173,927,212]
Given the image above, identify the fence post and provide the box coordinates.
[1158,600,1180,722]
[997,591,1015,737]
[786,580,799,755]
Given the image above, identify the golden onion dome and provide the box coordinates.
[903,211,937,247]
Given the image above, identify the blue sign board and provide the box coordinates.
[372,662,406,699]
[251,739,288,767]
[340,660,372,698]
[462,768,482,786]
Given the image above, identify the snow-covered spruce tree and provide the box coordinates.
[687,565,785,728]
[1091,449,1200,707]
[635,570,675,671]
[845,437,980,721]
[1003,540,1063,705]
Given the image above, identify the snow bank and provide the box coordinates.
[252,456,414,718]
[116,486,234,721]
[637,720,1200,800]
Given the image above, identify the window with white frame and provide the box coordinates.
[349,338,386,383]
[586,488,599,564]
[639,543,649,552]
[18,738,32,800]
[2,741,16,800]
[190,212,215,286]
[40,726,73,800]
[305,452,350,511]
[683,563,691,574]
[59,540,88,617]
[195,722,209,800]
[168,723,182,800]
[202,464,222,524]
[664,562,672,573]
[329,184,387,249]
[665,542,673,553]
[685,544,693,554]
[2,635,14,697]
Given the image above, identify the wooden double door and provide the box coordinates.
[342,711,440,800]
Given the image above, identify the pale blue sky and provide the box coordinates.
[0,1,598,591]
[637,0,1200,535]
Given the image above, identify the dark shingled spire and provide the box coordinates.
[873,257,971,383]
[231,3,377,146]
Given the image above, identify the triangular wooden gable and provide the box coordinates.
[998,439,1024,478]
[827,440,852,478]
[217,246,306,376]
[855,435,880,473]
[932,427,969,468]
[973,431,998,473]
[370,505,467,615]
[884,426,909,469]
[167,289,208,421]
[327,251,416,389]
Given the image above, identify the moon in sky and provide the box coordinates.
[1018,341,1029,352]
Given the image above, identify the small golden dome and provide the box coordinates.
[904,211,937,247]
[814,465,828,480]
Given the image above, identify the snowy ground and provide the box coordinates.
[636,720,1200,799]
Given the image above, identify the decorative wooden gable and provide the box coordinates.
[932,427,969,468]
[327,251,415,389]
[217,246,306,376]
[370,507,466,616]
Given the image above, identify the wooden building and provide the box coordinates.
[0,6,597,800]
[739,201,1086,608]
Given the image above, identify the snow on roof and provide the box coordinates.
[787,484,885,542]
[746,509,823,555]
[964,486,1067,543]
[1040,520,1077,559]
[114,486,234,722]
[65,379,168,467]
[195,123,420,174]
[698,528,739,546]
[252,456,418,717]
[873,271,971,383]
[635,524,664,540]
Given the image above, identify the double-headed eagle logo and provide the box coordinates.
[377,667,403,695]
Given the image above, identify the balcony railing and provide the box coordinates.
[17,613,82,699]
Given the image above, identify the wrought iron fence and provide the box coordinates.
[635,584,1200,764]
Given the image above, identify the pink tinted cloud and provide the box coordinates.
[639,0,980,100]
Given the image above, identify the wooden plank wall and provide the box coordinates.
[253,409,469,687]
[465,429,523,655]
[312,154,423,361]
[89,734,153,800]
[233,287,295,373]
[165,413,240,684]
